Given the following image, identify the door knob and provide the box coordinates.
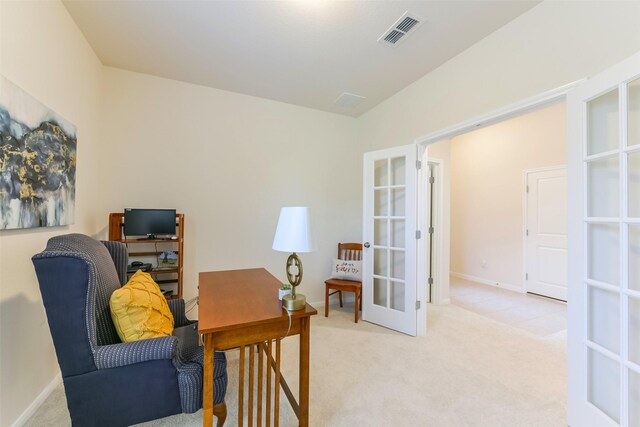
[364,242,370,248]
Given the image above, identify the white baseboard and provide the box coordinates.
[450,272,524,293]
[11,373,62,427]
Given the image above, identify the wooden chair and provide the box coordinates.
[324,243,363,323]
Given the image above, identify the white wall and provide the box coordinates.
[1,4,363,425]
[99,68,362,309]
[358,1,640,151]
[450,102,566,290]
[0,1,105,426]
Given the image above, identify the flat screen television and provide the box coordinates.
[124,208,176,238]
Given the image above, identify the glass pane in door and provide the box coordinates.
[391,157,405,185]
[588,156,619,218]
[588,223,620,286]
[373,278,388,307]
[629,151,640,217]
[390,250,405,280]
[375,189,388,216]
[631,225,640,291]
[588,89,619,155]
[588,286,620,353]
[630,369,640,427]
[629,78,640,147]
[390,281,405,312]
[374,219,388,246]
[374,248,388,276]
[630,296,640,365]
[391,219,405,248]
[391,188,405,216]
[375,159,388,187]
[588,348,621,423]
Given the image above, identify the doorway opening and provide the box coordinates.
[422,100,568,336]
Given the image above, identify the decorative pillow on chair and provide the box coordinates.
[110,270,174,342]
[330,258,362,282]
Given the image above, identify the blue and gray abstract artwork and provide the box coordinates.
[0,76,77,229]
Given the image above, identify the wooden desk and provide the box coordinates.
[199,268,317,427]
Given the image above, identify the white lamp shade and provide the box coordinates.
[272,207,316,253]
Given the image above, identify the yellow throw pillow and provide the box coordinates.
[110,270,174,342]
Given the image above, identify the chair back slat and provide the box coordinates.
[338,243,362,261]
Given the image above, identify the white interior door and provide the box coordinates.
[568,51,640,427]
[526,167,568,301]
[362,144,420,336]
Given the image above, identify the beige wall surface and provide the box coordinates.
[450,102,566,289]
[99,68,362,311]
[358,1,640,152]
[1,3,363,425]
[0,1,105,426]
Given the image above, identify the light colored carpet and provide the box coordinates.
[450,276,567,337]
[26,304,566,426]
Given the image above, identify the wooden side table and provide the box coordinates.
[199,268,317,427]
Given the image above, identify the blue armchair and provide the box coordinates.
[32,234,228,427]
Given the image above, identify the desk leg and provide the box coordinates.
[203,333,214,427]
[299,317,310,427]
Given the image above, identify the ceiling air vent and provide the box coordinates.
[378,11,424,47]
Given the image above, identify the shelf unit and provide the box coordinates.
[108,212,184,299]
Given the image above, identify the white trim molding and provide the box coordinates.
[450,271,525,294]
[426,157,448,305]
[415,79,585,147]
[11,374,62,427]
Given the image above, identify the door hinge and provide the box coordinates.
[416,230,421,239]
[416,160,422,170]
[416,301,421,310]
[526,229,529,236]
[429,176,435,184]
[428,277,434,285]
[526,185,529,193]
[429,226,434,234]
[526,273,529,280]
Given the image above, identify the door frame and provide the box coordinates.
[414,79,583,337]
[426,158,448,305]
[416,145,428,335]
[522,165,568,298]
[414,80,584,147]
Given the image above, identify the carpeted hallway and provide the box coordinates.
[27,304,566,426]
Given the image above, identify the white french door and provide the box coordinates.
[362,144,421,336]
[568,51,640,427]
[525,167,568,301]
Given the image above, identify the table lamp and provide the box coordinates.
[272,207,316,310]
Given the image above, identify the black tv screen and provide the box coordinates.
[124,208,176,237]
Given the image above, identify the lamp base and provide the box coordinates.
[282,293,306,311]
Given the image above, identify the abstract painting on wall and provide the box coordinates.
[0,76,77,229]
